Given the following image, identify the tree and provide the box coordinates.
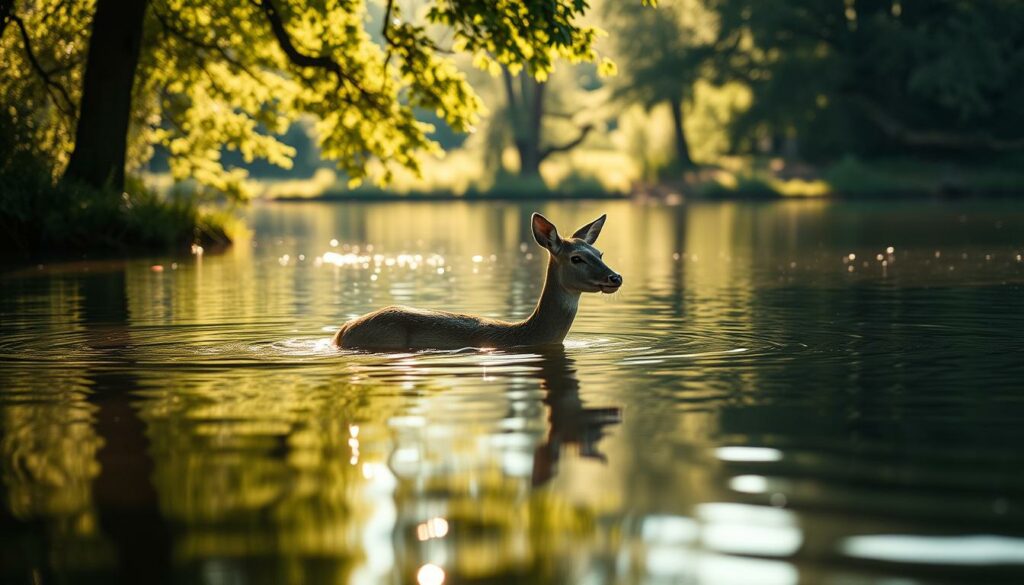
[63,0,149,191]
[707,0,1024,159]
[605,0,716,170]
[1,0,622,194]
[499,68,597,178]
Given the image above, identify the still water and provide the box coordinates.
[2,200,1024,584]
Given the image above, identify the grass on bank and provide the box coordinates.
[0,165,231,260]
[307,171,625,201]
[695,155,1024,200]
[244,146,1024,202]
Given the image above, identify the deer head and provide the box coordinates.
[531,213,622,294]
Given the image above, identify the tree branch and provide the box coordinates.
[10,13,76,118]
[152,4,262,83]
[256,0,341,87]
[381,0,395,89]
[382,0,395,47]
[543,110,578,120]
[253,0,385,110]
[540,124,594,162]
[853,96,1024,151]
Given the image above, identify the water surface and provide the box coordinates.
[2,200,1024,584]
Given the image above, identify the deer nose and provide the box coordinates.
[608,273,622,286]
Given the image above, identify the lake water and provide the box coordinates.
[2,199,1024,584]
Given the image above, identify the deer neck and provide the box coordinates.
[520,259,580,344]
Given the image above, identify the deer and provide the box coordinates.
[332,213,622,350]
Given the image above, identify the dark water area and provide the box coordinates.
[2,200,1024,584]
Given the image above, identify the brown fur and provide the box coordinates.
[333,213,621,350]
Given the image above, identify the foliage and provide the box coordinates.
[823,155,1024,197]
[0,0,92,176]
[707,0,1024,159]
[698,173,779,199]
[602,0,720,170]
[0,161,229,257]
[604,0,714,109]
[2,0,620,197]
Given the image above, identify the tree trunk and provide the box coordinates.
[669,96,694,169]
[502,71,545,178]
[521,77,545,177]
[63,0,150,191]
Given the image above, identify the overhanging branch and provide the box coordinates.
[10,13,76,118]
[253,0,386,111]
[257,0,340,88]
[382,0,395,48]
[381,0,395,89]
[540,124,594,162]
[152,3,262,83]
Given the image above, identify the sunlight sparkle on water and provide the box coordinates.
[416,517,449,541]
[417,563,445,585]
[320,250,444,270]
[841,534,1024,565]
[639,514,799,584]
[716,447,783,462]
[730,475,769,494]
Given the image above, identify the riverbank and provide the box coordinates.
[266,156,1024,203]
[681,155,1024,200]
[0,168,232,261]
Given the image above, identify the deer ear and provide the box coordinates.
[572,214,606,244]
[531,213,562,254]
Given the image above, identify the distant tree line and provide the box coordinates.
[709,0,1024,160]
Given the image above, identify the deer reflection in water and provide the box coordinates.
[391,347,622,582]
[531,348,622,487]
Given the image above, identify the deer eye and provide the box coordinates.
[570,255,585,264]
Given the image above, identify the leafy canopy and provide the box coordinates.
[707,0,1024,157]
[1,0,625,195]
[604,0,715,109]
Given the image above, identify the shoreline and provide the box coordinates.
[272,191,630,203]
[268,189,1024,204]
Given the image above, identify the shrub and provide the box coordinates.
[0,165,229,259]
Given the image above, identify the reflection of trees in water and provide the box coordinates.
[0,373,114,583]
[0,268,164,580]
[0,277,102,523]
[134,372,379,583]
[0,369,102,522]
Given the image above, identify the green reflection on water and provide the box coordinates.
[2,200,1024,584]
